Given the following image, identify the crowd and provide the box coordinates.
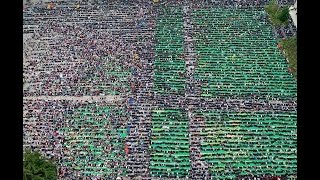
[149,2,296,180]
[273,19,296,39]
[23,1,155,179]
[23,99,130,179]
[23,23,133,96]
[236,175,287,180]
[23,0,297,179]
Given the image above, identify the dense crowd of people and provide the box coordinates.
[23,99,129,179]
[24,0,297,179]
[23,1,155,179]
[23,15,135,96]
[273,20,296,39]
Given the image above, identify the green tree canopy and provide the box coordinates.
[279,36,297,78]
[23,150,57,180]
[278,6,289,22]
[265,0,290,26]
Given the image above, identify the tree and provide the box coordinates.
[278,7,289,22]
[279,36,297,78]
[265,0,289,26]
[23,150,57,180]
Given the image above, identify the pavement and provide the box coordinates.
[289,10,297,27]
[289,2,297,27]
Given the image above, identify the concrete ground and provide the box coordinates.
[289,9,297,27]
[289,1,297,27]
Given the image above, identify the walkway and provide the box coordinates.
[289,6,297,27]
[183,4,211,179]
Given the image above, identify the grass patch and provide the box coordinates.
[265,0,289,26]
[279,36,297,78]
